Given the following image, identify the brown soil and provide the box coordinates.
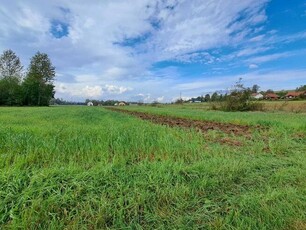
[107,107,257,137]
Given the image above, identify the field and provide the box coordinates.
[1,105,306,229]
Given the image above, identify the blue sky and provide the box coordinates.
[0,0,305,102]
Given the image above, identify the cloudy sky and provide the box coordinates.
[1,0,306,102]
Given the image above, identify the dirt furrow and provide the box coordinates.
[107,107,258,136]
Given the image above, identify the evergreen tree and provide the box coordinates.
[23,52,55,106]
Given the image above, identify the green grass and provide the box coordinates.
[121,104,306,130]
[0,106,306,229]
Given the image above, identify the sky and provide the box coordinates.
[0,0,306,102]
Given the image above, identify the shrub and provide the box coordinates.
[216,79,264,112]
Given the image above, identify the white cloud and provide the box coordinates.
[236,47,270,57]
[56,84,102,98]
[246,52,292,64]
[103,85,132,94]
[82,86,103,97]
[156,96,164,102]
[1,0,305,102]
[249,64,259,69]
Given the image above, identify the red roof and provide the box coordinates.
[286,91,305,97]
[265,93,279,98]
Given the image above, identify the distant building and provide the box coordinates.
[87,101,94,106]
[265,93,279,100]
[285,91,306,99]
[118,102,126,106]
[251,93,264,99]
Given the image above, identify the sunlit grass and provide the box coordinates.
[0,106,305,229]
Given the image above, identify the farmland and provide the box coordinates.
[1,105,306,229]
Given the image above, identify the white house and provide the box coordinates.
[251,93,263,99]
[87,101,94,106]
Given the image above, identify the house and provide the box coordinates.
[251,93,264,99]
[87,101,94,106]
[265,93,279,100]
[285,91,306,99]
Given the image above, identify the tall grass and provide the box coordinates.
[0,106,305,229]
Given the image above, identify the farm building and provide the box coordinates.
[118,102,126,106]
[285,91,306,99]
[251,93,264,99]
[87,101,94,106]
[265,93,279,100]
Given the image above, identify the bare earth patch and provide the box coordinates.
[107,107,258,137]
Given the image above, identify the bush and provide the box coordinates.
[214,79,264,112]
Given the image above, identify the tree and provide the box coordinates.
[296,85,306,91]
[0,49,23,80]
[22,52,55,106]
[266,89,274,93]
[211,92,219,101]
[277,90,288,99]
[219,78,263,111]
[0,49,23,105]
[251,84,260,93]
[204,94,210,102]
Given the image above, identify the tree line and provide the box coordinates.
[186,80,306,111]
[189,83,306,103]
[0,49,55,106]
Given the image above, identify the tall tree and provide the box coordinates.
[23,52,55,106]
[0,49,23,80]
[0,49,23,105]
[251,84,260,93]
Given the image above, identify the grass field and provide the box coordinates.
[1,106,306,229]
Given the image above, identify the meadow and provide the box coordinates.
[0,105,306,229]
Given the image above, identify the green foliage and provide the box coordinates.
[296,85,306,92]
[0,50,23,106]
[0,50,56,106]
[175,98,184,104]
[266,89,274,93]
[0,77,23,106]
[0,106,305,229]
[0,49,23,81]
[277,90,288,98]
[219,79,263,111]
[22,52,55,106]
[210,92,219,101]
[251,84,260,93]
[204,93,210,102]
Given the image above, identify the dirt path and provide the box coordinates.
[107,107,257,137]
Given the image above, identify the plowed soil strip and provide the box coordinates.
[107,107,256,136]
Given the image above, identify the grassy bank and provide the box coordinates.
[0,106,305,229]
